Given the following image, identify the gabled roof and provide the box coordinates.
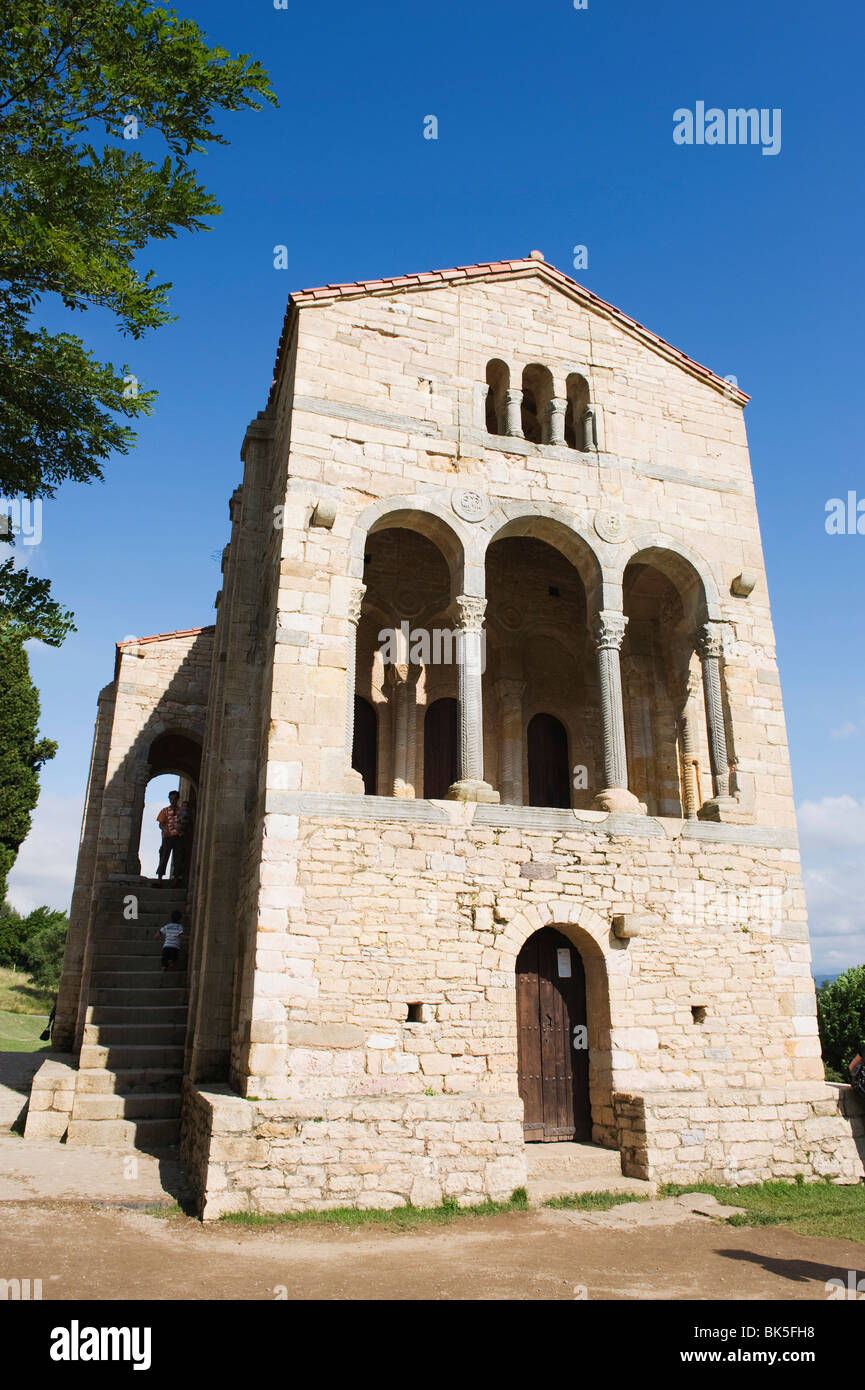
[267,254,749,407]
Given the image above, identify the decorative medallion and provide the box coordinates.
[593,509,626,544]
[499,605,523,632]
[451,488,490,523]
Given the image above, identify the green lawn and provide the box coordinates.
[0,1009,50,1053]
[0,968,53,1053]
[662,1178,865,1243]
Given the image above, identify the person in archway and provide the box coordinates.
[156,790,183,880]
[174,799,195,883]
[156,910,184,971]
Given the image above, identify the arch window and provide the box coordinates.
[527,712,571,808]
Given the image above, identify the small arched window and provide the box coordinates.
[485,359,509,435]
[521,364,554,444]
[564,373,595,451]
[527,712,571,808]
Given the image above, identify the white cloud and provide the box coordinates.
[797,795,865,974]
[5,794,83,915]
[830,720,859,741]
[797,795,865,849]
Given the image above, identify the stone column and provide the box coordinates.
[447,596,499,803]
[504,390,523,438]
[386,662,420,797]
[697,624,732,805]
[494,678,526,805]
[582,405,596,451]
[592,611,641,813]
[344,582,366,793]
[678,671,702,820]
[544,397,567,446]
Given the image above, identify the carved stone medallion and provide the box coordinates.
[452,488,490,523]
[593,509,626,544]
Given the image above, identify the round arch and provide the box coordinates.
[618,534,722,623]
[349,497,470,593]
[482,504,605,613]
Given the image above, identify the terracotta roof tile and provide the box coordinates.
[266,257,749,407]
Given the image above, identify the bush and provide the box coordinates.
[817,965,865,1078]
[19,907,68,991]
[0,900,67,990]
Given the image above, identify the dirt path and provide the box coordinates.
[2,1200,862,1301]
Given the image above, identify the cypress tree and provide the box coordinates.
[0,637,56,903]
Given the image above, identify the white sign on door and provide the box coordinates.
[557,948,572,978]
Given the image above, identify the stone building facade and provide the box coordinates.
[33,255,863,1214]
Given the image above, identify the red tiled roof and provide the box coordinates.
[266,256,749,407]
[116,626,214,649]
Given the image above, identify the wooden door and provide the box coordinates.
[424,698,458,799]
[527,713,571,808]
[516,927,590,1141]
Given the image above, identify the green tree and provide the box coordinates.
[0,638,56,903]
[0,897,28,968]
[0,0,276,631]
[816,965,865,1080]
[20,905,68,991]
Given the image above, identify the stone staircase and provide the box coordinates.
[66,881,189,1153]
[525,1141,657,1204]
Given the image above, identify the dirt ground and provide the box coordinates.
[2,1198,863,1301]
[2,1052,863,1302]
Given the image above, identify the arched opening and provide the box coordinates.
[527,713,571,808]
[516,927,591,1141]
[564,372,592,451]
[484,525,602,807]
[357,523,457,798]
[521,363,554,444]
[423,697,458,798]
[622,553,719,817]
[485,358,509,435]
[351,696,378,794]
[133,730,201,881]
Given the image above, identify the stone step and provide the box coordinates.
[72,1092,182,1121]
[88,1005,188,1026]
[66,1116,180,1150]
[524,1142,657,1204]
[95,926,185,943]
[78,1042,184,1070]
[91,971,188,990]
[83,1022,186,1047]
[91,987,187,1007]
[76,1067,183,1095]
[93,951,179,969]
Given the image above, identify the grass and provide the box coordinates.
[0,1008,51,1054]
[543,1190,651,1211]
[219,1187,531,1230]
[0,966,54,1016]
[661,1178,865,1243]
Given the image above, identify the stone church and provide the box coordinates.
[27,254,863,1215]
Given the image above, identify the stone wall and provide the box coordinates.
[181,1080,525,1219]
[614,1084,864,1185]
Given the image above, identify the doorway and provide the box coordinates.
[516,926,590,1141]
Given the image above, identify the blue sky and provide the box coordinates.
[4,0,864,974]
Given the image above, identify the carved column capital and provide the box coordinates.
[455,594,487,634]
[494,678,526,707]
[346,582,366,627]
[696,623,724,661]
[593,611,628,652]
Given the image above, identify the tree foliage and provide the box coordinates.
[816,965,865,1080]
[0,0,276,630]
[0,637,57,902]
[0,899,68,990]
